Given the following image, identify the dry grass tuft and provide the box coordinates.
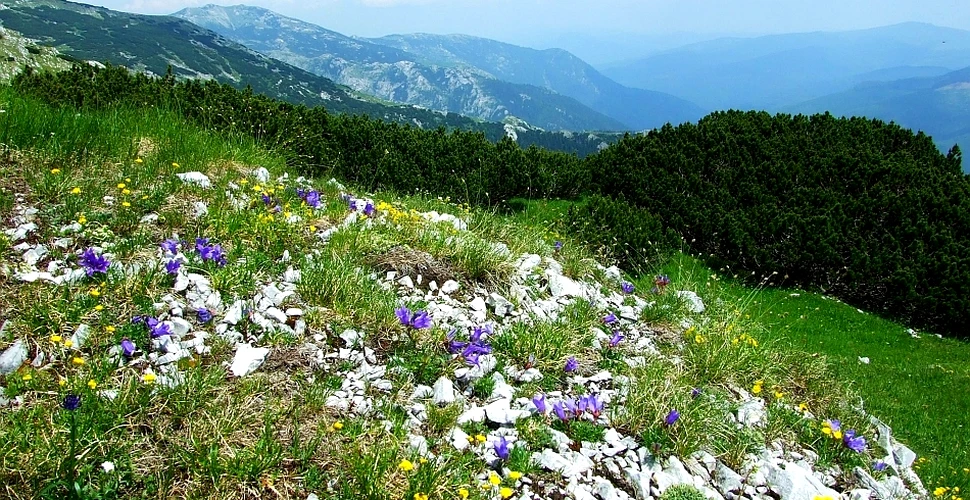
[369,245,457,288]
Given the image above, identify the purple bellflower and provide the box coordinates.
[564,356,579,373]
[396,307,432,329]
[80,248,110,276]
[494,436,510,461]
[120,338,136,357]
[532,394,547,415]
[843,430,867,453]
[621,281,635,294]
[552,401,569,421]
[145,317,171,338]
[62,394,81,411]
[609,330,624,347]
[161,239,180,254]
[165,259,181,275]
[664,409,680,426]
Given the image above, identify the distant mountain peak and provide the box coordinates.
[176,4,703,131]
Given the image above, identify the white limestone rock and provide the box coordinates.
[229,343,269,377]
[675,290,706,313]
[432,376,457,405]
[0,339,28,375]
[176,172,212,189]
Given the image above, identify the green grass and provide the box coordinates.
[657,252,970,492]
[0,85,962,500]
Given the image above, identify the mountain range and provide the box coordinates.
[785,66,970,156]
[0,0,620,156]
[603,22,970,112]
[1,0,968,167]
[172,4,704,131]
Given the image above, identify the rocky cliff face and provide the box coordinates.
[174,5,630,131]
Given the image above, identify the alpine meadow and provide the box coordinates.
[1,2,969,500]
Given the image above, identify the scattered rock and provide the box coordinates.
[0,339,28,375]
[675,290,705,313]
[175,172,212,189]
[229,343,269,377]
[432,376,457,405]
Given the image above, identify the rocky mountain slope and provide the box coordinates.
[0,25,71,81]
[173,4,629,132]
[369,32,705,129]
[0,0,506,130]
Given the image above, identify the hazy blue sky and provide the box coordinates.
[81,0,970,48]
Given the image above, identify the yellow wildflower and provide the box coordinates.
[488,472,501,485]
[239,178,248,185]
[72,356,84,366]
[70,187,81,195]
[89,288,101,297]
[935,487,947,497]
[508,471,522,480]
[500,487,513,499]
[398,459,414,472]
[475,434,487,443]
[58,378,66,387]
[142,373,157,384]
[87,380,98,390]
[63,339,73,348]
[414,494,428,500]
[332,421,344,430]
[50,168,61,174]
[798,403,809,413]
[122,202,131,207]
[105,326,116,333]
[694,334,706,344]
[94,305,104,311]
[419,457,428,464]
[50,334,63,343]
[308,225,317,232]
[21,373,32,381]
[172,162,179,168]
[117,183,126,189]
[77,214,87,225]
[774,389,784,400]
[458,488,469,499]
[752,380,763,395]
[135,158,143,164]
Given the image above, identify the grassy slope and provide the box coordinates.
[658,254,970,493]
[512,200,970,493]
[0,87,964,499]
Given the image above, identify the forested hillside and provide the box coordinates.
[0,0,616,156]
